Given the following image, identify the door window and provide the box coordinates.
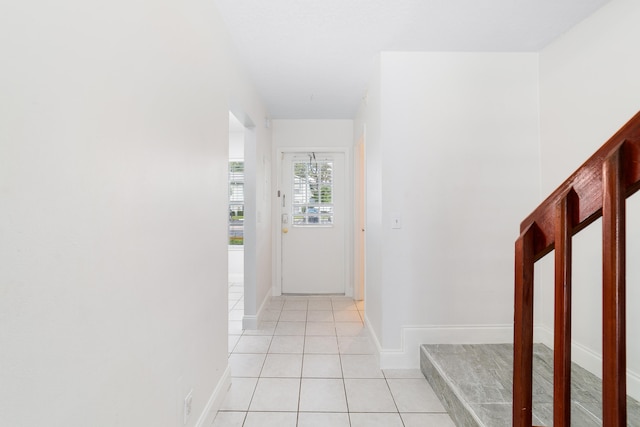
[292,156,333,226]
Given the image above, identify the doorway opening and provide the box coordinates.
[354,132,366,303]
[228,112,246,336]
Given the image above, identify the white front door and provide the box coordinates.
[280,152,346,294]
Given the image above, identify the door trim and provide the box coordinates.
[274,147,352,297]
[354,132,366,301]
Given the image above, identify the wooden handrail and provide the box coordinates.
[513,111,640,427]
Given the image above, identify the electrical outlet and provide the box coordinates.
[183,389,193,425]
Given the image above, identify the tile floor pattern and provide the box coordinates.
[216,282,455,426]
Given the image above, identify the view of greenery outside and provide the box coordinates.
[229,161,244,245]
[292,159,334,225]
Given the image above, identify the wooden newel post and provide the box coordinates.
[602,147,627,427]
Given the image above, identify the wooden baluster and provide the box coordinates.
[513,224,537,427]
[602,147,627,426]
[554,191,576,427]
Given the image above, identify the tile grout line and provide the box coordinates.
[384,375,407,427]
[333,296,354,427]
[337,342,353,427]
[223,294,450,426]
[296,302,307,422]
[245,309,273,415]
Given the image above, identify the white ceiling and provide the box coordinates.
[214,0,609,119]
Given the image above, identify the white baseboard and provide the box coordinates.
[533,324,553,347]
[363,314,382,355]
[535,324,640,401]
[536,324,603,376]
[194,365,231,427]
[242,315,257,330]
[629,371,640,402]
[364,315,512,369]
[242,289,271,330]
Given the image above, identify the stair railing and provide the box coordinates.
[513,111,640,427]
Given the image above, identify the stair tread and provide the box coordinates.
[420,343,640,427]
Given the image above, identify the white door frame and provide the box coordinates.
[354,130,366,302]
[274,146,353,297]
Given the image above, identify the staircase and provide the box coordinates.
[421,112,640,426]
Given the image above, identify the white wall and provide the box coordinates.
[253,132,272,323]
[272,120,354,149]
[358,52,540,367]
[229,131,245,160]
[241,123,274,328]
[271,120,354,295]
[538,0,640,398]
[228,248,244,282]
[0,1,269,426]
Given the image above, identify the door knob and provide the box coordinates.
[282,228,289,234]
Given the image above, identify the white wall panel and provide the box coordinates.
[0,1,270,424]
[539,0,640,399]
[359,52,540,363]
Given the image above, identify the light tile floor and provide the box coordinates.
[216,282,455,426]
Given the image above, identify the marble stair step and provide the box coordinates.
[420,343,640,427]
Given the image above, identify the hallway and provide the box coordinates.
[217,284,455,426]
